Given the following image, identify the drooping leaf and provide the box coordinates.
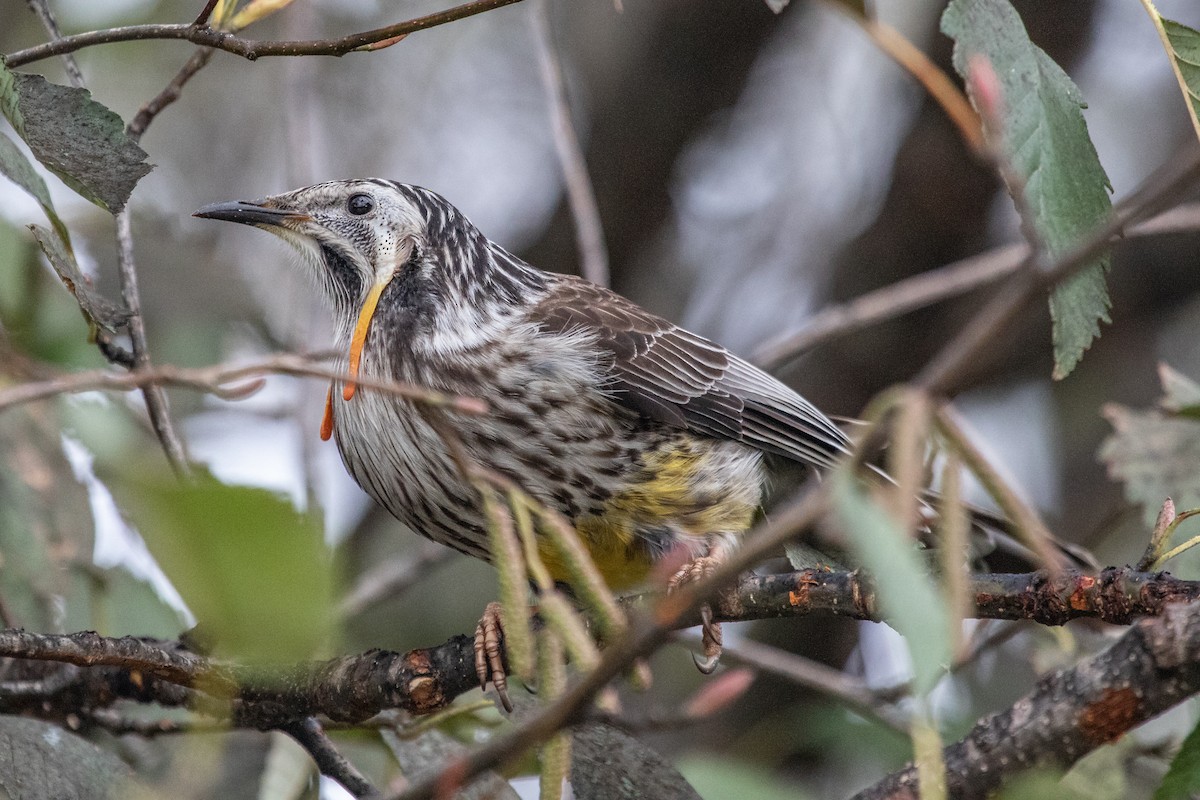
[29,223,130,334]
[763,0,791,12]
[112,468,333,661]
[831,471,952,695]
[0,130,70,244]
[942,0,1114,380]
[1100,366,1200,524]
[1154,717,1200,800]
[0,61,152,213]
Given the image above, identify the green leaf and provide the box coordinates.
[91,567,188,639]
[1154,717,1200,800]
[831,471,952,695]
[112,468,333,661]
[29,223,130,334]
[942,0,1114,379]
[0,62,152,213]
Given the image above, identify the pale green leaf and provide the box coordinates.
[942,0,1114,379]
[112,469,333,661]
[831,471,951,695]
[1101,368,1200,525]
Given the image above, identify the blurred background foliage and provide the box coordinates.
[3,0,1200,798]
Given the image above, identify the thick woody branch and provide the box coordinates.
[2,567,1194,728]
[3,0,527,68]
[851,599,1200,800]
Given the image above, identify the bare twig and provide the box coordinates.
[752,201,1200,369]
[4,0,529,68]
[192,0,221,27]
[127,47,215,138]
[113,211,191,476]
[0,351,488,416]
[680,633,910,734]
[820,0,982,153]
[530,0,609,287]
[284,717,376,798]
[337,548,456,619]
[24,0,84,87]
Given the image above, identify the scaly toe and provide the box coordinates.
[473,601,512,713]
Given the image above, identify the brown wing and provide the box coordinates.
[531,275,849,469]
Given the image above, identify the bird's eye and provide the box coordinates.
[347,193,374,216]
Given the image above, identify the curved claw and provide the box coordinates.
[473,601,512,713]
[692,650,721,675]
[696,603,723,674]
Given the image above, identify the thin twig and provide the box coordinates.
[284,717,377,798]
[4,0,529,67]
[530,0,609,287]
[192,0,221,27]
[127,47,215,139]
[113,211,191,476]
[752,201,1200,369]
[337,548,456,619]
[819,0,982,153]
[24,0,84,87]
[678,633,910,734]
[0,351,488,415]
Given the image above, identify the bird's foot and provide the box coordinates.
[667,555,724,674]
[473,601,512,712]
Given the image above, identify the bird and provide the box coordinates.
[193,179,994,706]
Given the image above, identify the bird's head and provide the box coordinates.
[196,179,543,363]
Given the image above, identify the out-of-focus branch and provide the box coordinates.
[114,211,191,476]
[127,47,215,138]
[753,201,1200,369]
[24,0,83,86]
[851,600,1200,800]
[530,0,609,287]
[2,565,1196,797]
[0,351,488,416]
[283,717,377,798]
[3,0,529,68]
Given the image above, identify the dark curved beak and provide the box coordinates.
[193,200,309,227]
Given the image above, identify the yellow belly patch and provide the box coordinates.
[538,440,760,591]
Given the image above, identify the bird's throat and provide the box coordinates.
[344,278,392,402]
[321,276,393,442]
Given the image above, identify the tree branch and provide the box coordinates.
[851,599,1200,800]
[3,0,528,68]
